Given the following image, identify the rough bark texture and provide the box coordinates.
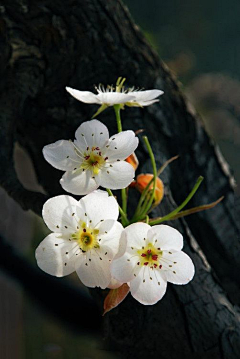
[0,1,239,358]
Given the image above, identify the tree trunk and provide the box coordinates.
[0,1,239,358]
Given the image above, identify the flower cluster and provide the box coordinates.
[36,78,200,309]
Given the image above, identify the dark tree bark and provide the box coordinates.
[0,1,239,358]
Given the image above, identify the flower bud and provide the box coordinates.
[125,152,139,171]
[136,173,164,205]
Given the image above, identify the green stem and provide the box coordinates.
[121,188,127,214]
[131,136,157,222]
[132,155,179,220]
[114,105,122,132]
[132,177,154,220]
[138,190,154,217]
[149,176,204,225]
[139,137,157,215]
[106,189,129,227]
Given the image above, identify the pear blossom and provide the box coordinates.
[43,119,139,195]
[66,77,163,116]
[111,223,194,305]
[35,190,123,289]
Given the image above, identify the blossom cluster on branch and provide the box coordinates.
[35,78,221,310]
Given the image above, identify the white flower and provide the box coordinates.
[66,77,163,115]
[35,190,123,289]
[43,119,139,195]
[111,223,195,305]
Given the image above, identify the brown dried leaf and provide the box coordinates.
[103,283,130,316]
[149,196,224,224]
[157,155,179,176]
[170,196,224,220]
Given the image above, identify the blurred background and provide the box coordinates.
[1,1,239,358]
[126,0,240,193]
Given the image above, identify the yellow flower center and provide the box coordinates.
[137,243,163,268]
[81,147,107,175]
[71,221,100,252]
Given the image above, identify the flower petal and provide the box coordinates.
[130,267,167,305]
[78,190,119,226]
[66,87,100,104]
[131,89,164,103]
[105,131,139,161]
[43,140,81,171]
[97,220,123,257]
[100,161,135,190]
[113,231,128,259]
[60,169,99,195]
[42,195,80,234]
[111,251,140,283]
[35,233,79,277]
[137,99,160,106]
[97,92,134,105]
[148,225,183,251]
[75,119,109,149]
[75,251,112,289]
[125,223,151,248]
[160,250,195,285]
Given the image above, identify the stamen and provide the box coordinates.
[67,157,81,164]
[70,140,85,158]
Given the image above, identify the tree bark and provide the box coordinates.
[0,0,239,358]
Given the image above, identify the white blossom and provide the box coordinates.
[111,223,195,305]
[35,190,123,289]
[66,78,163,115]
[43,119,139,195]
